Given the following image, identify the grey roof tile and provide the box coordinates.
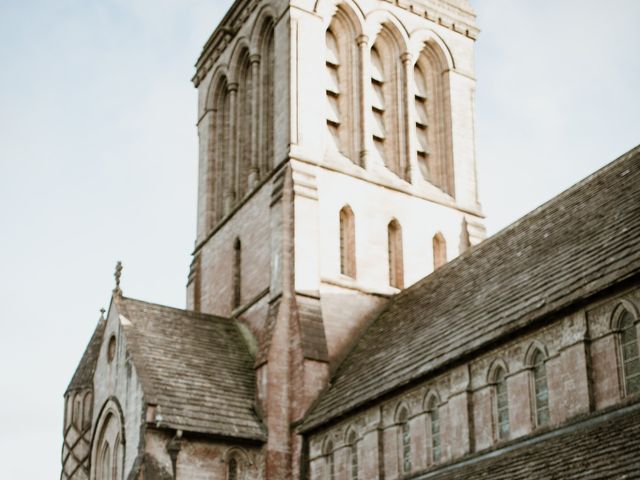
[116,297,266,441]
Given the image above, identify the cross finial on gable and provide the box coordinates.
[113,261,123,297]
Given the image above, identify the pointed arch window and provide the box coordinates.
[427,396,441,464]
[619,308,640,395]
[531,350,549,427]
[324,440,335,480]
[347,430,358,480]
[233,238,242,309]
[325,8,359,162]
[340,206,356,278]
[370,29,405,178]
[493,366,510,439]
[397,407,411,474]
[388,220,404,289]
[433,232,447,270]
[260,20,275,175]
[414,63,431,180]
[228,457,238,480]
[212,77,231,220]
[236,51,253,200]
[413,44,454,194]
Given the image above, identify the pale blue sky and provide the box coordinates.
[0,0,638,477]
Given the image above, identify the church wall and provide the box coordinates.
[195,183,272,320]
[92,305,146,478]
[307,284,640,479]
[143,429,265,479]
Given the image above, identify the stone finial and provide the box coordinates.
[100,308,106,320]
[113,261,123,297]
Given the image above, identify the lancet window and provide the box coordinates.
[493,366,510,439]
[618,308,640,395]
[339,206,356,278]
[531,349,550,427]
[347,430,358,480]
[433,232,447,270]
[388,220,404,289]
[397,407,411,474]
[427,396,441,464]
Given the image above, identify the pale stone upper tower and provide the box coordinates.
[186,0,484,476]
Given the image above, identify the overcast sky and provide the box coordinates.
[0,0,638,477]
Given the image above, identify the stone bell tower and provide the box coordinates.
[187,0,483,477]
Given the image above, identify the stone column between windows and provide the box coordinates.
[401,52,414,183]
[225,82,239,214]
[357,35,369,168]
[360,426,382,480]
[249,54,261,188]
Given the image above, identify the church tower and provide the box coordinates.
[187,0,483,477]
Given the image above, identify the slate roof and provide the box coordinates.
[66,317,106,393]
[116,297,266,441]
[415,401,640,479]
[303,145,640,431]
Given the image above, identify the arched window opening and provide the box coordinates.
[326,29,342,152]
[388,220,404,289]
[233,238,242,309]
[228,457,238,480]
[370,30,405,178]
[260,21,275,176]
[83,392,92,429]
[427,396,441,464]
[414,64,431,180]
[397,408,411,474]
[532,350,549,427]
[325,9,359,163]
[619,309,640,395]
[413,45,454,194]
[347,430,358,480]
[494,367,510,439]
[340,206,356,278]
[72,394,82,429]
[324,441,335,480]
[236,51,253,200]
[99,443,112,480]
[433,232,447,270]
[212,77,231,219]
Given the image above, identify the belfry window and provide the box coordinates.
[413,44,454,195]
[371,47,387,161]
[619,308,640,395]
[397,407,411,474]
[532,350,550,427]
[339,206,356,278]
[326,29,342,151]
[414,64,431,180]
[388,220,404,289]
[494,367,510,439]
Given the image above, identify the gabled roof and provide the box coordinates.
[115,297,266,441]
[303,145,640,431]
[415,401,640,479]
[66,317,106,393]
